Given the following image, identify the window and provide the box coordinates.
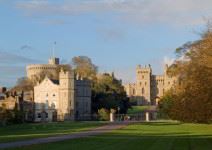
[145,82,147,86]
[37,113,41,118]
[51,102,56,109]
[45,113,48,118]
[36,103,40,109]
[45,100,49,109]
[140,82,142,86]
[142,75,144,79]
[132,89,135,95]
[157,88,159,95]
[53,94,56,97]
[142,88,145,95]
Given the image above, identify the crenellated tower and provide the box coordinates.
[58,69,75,121]
[135,64,152,105]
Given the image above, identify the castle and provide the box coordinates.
[124,64,177,105]
[27,57,91,122]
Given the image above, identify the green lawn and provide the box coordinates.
[8,122,212,150]
[127,106,151,114]
[0,121,105,143]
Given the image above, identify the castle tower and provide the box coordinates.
[136,64,152,105]
[48,57,60,65]
[58,69,75,121]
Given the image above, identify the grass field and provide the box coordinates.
[7,122,212,150]
[127,106,151,114]
[0,121,104,143]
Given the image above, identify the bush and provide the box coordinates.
[98,108,109,121]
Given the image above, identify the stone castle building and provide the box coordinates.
[27,57,91,122]
[124,64,177,105]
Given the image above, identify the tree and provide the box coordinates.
[71,56,130,115]
[11,77,34,92]
[159,25,212,123]
[92,73,130,114]
[0,104,13,126]
[72,56,98,80]
[98,108,109,121]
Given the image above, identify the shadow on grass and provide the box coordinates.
[8,134,212,150]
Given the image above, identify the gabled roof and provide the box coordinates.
[35,76,59,88]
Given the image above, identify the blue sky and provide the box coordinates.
[0,0,211,87]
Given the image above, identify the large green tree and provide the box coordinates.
[92,73,130,114]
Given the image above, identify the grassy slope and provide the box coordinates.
[9,122,212,150]
[0,121,104,143]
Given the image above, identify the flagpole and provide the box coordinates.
[53,42,56,58]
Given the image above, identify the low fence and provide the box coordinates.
[75,111,158,122]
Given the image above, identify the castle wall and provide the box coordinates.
[125,64,177,105]
[27,64,59,80]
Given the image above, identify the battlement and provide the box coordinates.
[75,79,91,87]
[136,64,152,74]
[59,69,71,79]
[155,75,164,81]
[137,64,151,69]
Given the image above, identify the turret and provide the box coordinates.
[48,57,60,65]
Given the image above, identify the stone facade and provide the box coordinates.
[124,64,177,105]
[32,58,91,122]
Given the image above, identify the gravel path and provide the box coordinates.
[0,122,128,149]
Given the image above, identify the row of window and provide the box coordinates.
[46,93,56,97]
[139,82,147,86]
[137,71,149,74]
[36,101,56,109]
[37,112,48,118]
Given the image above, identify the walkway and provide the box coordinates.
[0,122,128,149]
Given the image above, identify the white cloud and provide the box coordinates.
[16,0,212,26]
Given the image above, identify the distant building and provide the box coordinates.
[32,58,91,122]
[1,57,91,122]
[124,64,177,105]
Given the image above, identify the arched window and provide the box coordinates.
[132,89,135,95]
[157,88,159,95]
[142,88,145,95]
